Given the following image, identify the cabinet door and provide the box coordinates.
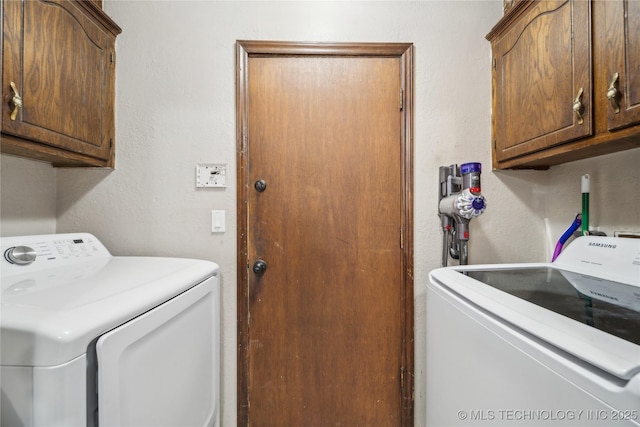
[601,0,640,131]
[2,0,115,162]
[492,0,591,163]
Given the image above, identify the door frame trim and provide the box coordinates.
[235,40,414,426]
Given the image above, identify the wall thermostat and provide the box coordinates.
[196,163,226,188]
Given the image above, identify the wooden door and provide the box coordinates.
[490,0,591,163]
[600,0,640,131]
[236,42,413,426]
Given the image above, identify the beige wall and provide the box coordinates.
[2,1,640,425]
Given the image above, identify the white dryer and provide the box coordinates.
[0,233,220,427]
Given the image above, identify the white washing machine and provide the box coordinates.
[0,233,220,427]
[427,236,640,426]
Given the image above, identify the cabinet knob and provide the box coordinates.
[572,88,585,125]
[607,72,620,114]
[9,82,22,121]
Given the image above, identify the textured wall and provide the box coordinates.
[545,149,640,241]
[2,1,639,425]
[0,155,56,236]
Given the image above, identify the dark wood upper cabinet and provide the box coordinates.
[600,0,640,132]
[487,0,640,169]
[2,0,121,167]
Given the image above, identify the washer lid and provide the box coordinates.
[1,256,218,367]
[430,233,640,383]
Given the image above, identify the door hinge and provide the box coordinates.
[400,89,404,111]
[400,225,404,249]
[109,138,113,148]
[492,57,496,69]
[110,52,115,63]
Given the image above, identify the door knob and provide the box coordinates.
[254,179,267,192]
[252,259,267,274]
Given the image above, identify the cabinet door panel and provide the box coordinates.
[2,0,113,162]
[493,0,591,163]
[603,0,640,131]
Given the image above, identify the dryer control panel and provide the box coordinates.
[1,233,111,275]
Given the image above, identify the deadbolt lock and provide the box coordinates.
[254,180,267,192]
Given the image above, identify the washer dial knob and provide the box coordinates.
[5,246,37,265]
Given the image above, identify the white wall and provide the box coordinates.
[545,149,640,240]
[0,155,56,236]
[2,1,640,425]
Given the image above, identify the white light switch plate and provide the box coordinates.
[196,164,226,188]
[211,210,225,233]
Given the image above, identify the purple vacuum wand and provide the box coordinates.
[551,213,582,262]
